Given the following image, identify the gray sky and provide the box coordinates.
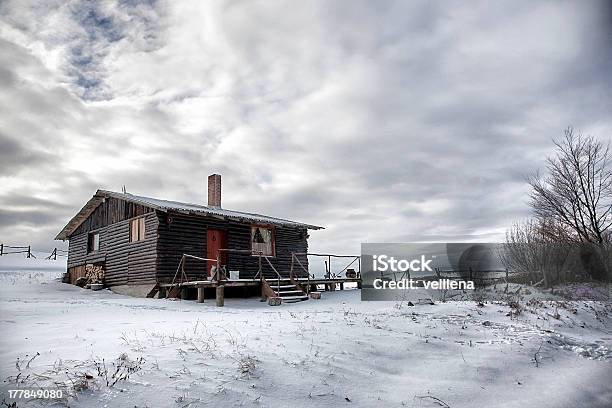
[1,1,611,271]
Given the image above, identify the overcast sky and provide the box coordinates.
[1,1,611,271]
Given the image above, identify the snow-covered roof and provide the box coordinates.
[55,189,323,240]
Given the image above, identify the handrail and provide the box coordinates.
[262,255,282,297]
[215,248,253,282]
[290,253,311,294]
[215,248,282,298]
[169,253,219,296]
[292,252,361,279]
[299,252,361,258]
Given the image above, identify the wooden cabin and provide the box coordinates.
[56,174,323,298]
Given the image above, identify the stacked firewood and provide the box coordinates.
[85,264,105,284]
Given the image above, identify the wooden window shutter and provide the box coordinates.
[139,217,146,240]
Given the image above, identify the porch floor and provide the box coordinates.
[158,277,361,289]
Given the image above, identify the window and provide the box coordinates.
[130,217,146,242]
[88,232,100,253]
[251,225,275,256]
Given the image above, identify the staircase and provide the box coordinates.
[266,278,308,303]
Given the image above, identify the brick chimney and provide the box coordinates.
[207,174,222,208]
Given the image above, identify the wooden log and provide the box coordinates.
[197,286,205,303]
[216,285,225,307]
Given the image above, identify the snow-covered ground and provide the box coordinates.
[0,271,611,408]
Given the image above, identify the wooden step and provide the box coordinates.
[276,290,304,296]
[262,277,308,304]
[280,295,309,302]
[269,284,295,290]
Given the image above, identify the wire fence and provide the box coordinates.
[0,244,68,260]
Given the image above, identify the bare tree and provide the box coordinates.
[529,127,612,244]
[528,128,612,281]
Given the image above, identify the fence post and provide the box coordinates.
[27,245,31,258]
[0,244,3,256]
[505,268,509,293]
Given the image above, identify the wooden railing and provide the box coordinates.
[170,249,284,299]
[260,256,282,298]
[170,253,218,287]
[290,252,361,293]
[170,250,361,299]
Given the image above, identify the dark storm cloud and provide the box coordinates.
[0,134,52,172]
[0,0,611,261]
[0,208,59,228]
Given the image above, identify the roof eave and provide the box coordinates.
[166,208,324,230]
[56,190,324,240]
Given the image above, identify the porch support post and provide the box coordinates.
[216,284,225,307]
[197,286,205,303]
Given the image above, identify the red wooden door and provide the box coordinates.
[207,229,227,277]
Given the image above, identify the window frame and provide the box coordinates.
[87,232,100,253]
[250,224,276,257]
[129,217,146,242]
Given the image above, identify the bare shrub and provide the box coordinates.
[236,355,258,377]
[501,219,572,287]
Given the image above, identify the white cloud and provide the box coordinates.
[0,0,611,265]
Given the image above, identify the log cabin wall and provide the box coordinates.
[156,211,310,283]
[71,197,151,235]
[67,197,158,286]
[155,211,211,283]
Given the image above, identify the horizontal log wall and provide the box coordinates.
[156,211,210,283]
[225,221,309,280]
[156,211,309,283]
[67,212,158,286]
